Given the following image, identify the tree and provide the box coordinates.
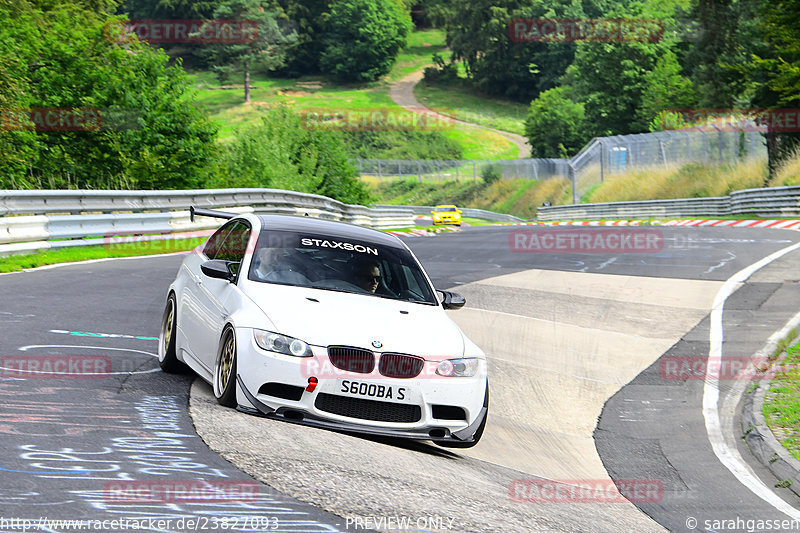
[684,0,768,108]
[0,3,219,190]
[439,0,585,102]
[273,0,330,76]
[319,0,412,82]
[748,0,800,178]
[566,41,665,137]
[639,50,696,130]
[198,0,297,103]
[524,87,587,157]
[218,107,371,205]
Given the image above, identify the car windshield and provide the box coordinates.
[437,207,457,212]
[247,230,438,304]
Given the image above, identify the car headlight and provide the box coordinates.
[253,329,312,357]
[435,358,480,377]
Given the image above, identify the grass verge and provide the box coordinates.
[0,238,205,274]
[763,340,800,462]
[585,158,769,203]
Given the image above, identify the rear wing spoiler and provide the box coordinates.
[190,206,237,222]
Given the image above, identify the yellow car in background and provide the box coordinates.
[431,205,462,226]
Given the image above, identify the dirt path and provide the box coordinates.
[389,70,532,159]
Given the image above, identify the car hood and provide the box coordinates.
[242,282,466,358]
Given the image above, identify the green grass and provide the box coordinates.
[386,29,449,82]
[0,238,205,273]
[763,341,800,462]
[415,80,529,136]
[187,29,518,159]
[461,217,498,226]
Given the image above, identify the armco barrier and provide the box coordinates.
[538,185,800,221]
[374,204,524,223]
[0,189,415,257]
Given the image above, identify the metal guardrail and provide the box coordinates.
[374,204,524,223]
[0,189,416,257]
[538,186,800,221]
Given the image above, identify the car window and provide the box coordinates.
[437,207,457,212]
[203,222,235,259]
[248,230,437,304]
[214,221,251,276]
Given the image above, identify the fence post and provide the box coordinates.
[417,160,422,183]
[659,140,669,170]
[599,140,605,183]
[569,164,577,204]
[377,159,382,180]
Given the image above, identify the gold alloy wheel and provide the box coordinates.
[219,331,235,392]
[162,301,174,358]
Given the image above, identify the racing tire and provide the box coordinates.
[437,381,488,449]
[214,326,238,407]
[158,293,186,373]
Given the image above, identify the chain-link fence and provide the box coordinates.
[353,126,768,203]
[352,158,570,182]
[571,127,767,202]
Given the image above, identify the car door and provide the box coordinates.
[183,220,251,373]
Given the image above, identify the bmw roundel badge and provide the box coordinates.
[372,340,383,349]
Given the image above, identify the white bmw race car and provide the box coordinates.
[158,208,489,447]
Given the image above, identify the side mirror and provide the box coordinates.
[201,260,235,282]
[431,210,436,214]
[437,290,466,310]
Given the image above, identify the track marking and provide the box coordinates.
[11,345,160,376]
[49,329,157,341]
[703,241,800,519]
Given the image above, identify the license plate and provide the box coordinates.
[340,380,406,401]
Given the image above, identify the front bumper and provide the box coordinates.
[236,375,488,443]
[233,328,487,442]
[432,216,460,225]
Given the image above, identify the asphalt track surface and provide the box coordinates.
[1,224,800,532]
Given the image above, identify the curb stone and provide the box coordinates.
[741,347,800,499]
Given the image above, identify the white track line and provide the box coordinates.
[703,241,800,519]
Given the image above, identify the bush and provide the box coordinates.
[341,130,462,160]
[319,0,412,82]
[524,86,588,158]
[216,107,371,205]
[0,6,219,190]
[422,53,460,85]
[481,164,502,185]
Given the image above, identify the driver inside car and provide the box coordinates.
[351,259,381,293]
